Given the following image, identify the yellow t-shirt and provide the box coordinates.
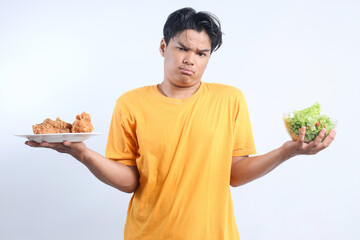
[106,82,256,240]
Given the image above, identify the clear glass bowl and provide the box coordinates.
[283,112,337,143]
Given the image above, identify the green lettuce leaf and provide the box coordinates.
[285,102,335,142]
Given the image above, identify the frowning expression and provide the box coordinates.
[160,29,212,88]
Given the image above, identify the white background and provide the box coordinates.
[1,0,359,239]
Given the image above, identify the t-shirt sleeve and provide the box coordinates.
[105,96,138,166]
[232,92,257,156]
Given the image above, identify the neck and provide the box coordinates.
[158,81,201,99]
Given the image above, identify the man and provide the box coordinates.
[26,7,336,240]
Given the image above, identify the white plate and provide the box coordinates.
[15,133,102,143]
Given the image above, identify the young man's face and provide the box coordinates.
[160,29,211,88]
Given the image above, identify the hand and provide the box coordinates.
[282,126,337,159]
[25,140,88,161]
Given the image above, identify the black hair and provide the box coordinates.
[163,7,223,53]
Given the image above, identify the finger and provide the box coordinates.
[40,141,61,148]
[25,141,41,147]
[314,128,327,145]
[40,141,50,147]
[322,129,337,147]
[39,141,68,151]
[63,140,71,147]
[297,126,306,143]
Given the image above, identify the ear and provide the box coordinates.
[159,38,167,57]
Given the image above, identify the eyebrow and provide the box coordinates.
[176,40,211,53]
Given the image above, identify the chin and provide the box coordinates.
[174,78,200,87]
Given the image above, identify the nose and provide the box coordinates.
[183,52,195,65]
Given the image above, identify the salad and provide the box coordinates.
[284,102,336,142]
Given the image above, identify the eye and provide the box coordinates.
[198,52,206,57]
[177,47,186,51]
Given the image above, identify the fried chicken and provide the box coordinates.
[32,112,94,134]
[32,117,72,134]
[71,112,94,133]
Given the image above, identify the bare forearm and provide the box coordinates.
[230,127,336,187]
[230,146,288,187]
[78,149,139,193]
[25,140,139,193]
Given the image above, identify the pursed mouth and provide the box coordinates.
[179,67,195,75]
